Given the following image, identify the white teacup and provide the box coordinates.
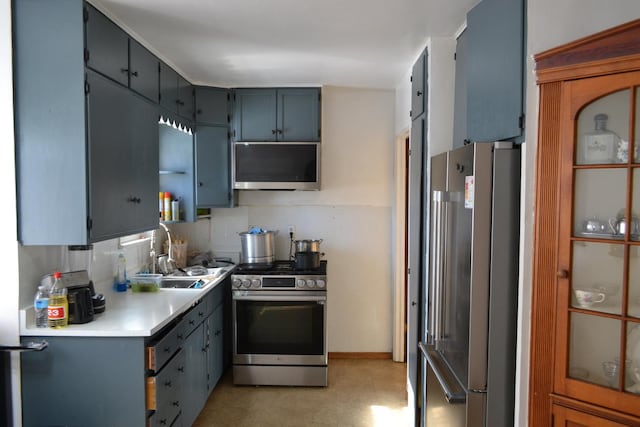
[574,289,606,308]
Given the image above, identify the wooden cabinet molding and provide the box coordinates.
[530,18,640,427]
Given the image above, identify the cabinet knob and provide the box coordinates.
[557,269,570,279]
[272,129,277,135]
[199,182,204,187]
[417,90,423,96]
[159,419,167,425]
[130,70,138,77]
[127,196,141,204]
[164,380,172,388]
[163,346,171,353]
[172,400,180,407]
[120,68,129,74]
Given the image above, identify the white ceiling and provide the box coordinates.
[92,0,478,89]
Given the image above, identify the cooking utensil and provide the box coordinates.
[239,229,277,265]
[294,251,321,270]
[293,239,323,253]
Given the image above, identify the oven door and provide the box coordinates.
[233,290,327,366]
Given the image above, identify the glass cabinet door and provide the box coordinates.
[561,76,640,411]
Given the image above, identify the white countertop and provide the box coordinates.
[20,269,233,338]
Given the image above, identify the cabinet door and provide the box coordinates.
[87,71,158,241]
[453,30,468,149]
[129,38,159,103]
[177,75,194,120]
[207,303,224,390]
[277,88,321,141]
[182,324,207,427]
[552,405,632,427]
[195,86,229,126]
[555,71,640,417]
[85,4,129,87]
[411,50,426,121]
[195,126,231,207]
[160,62,179,114]
[466,0,523,142]
[233,89,277,141]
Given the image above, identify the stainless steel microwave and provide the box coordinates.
[232,142,320,190]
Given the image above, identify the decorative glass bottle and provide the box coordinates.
[582,113,620,164]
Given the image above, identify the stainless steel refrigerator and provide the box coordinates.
[419,142,520,427]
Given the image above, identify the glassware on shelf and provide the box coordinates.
[582,113,620,164]
[602,360,619,387]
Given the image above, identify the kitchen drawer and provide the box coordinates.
[146,349,185,425]
[146,322,181,373]
[182,299,207,337]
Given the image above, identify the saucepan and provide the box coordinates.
[293,239,323,253]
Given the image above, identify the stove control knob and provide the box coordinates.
[316,279,326,288]
[232,278,242,288]
[251,279,261,288]
[296,279,306,288]
[241,279,251,289]
[306,279,316,288]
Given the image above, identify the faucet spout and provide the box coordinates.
[159,222,173,263]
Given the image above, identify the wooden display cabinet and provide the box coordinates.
[530,19,640,426]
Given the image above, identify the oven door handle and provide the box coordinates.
[233,295,326,302]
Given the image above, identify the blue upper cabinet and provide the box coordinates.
[233,88,321,142]
[465,0,524,143]
[410,49,427,121]
[85,4,159,104]
[160,61,194,122]
[196,86,229,126]
[453,30,468,148]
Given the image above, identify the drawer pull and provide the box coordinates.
[172,400,180,407]
[189,320,195,325]
[178,366,184,373]
[164,346,171,353]
[164,380,172,388]
[160,419,167,425]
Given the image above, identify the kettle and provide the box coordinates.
[67,284,94,324]
[609,210,640,236]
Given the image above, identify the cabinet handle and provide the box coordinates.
[189,320,195,325]
[127,196,141,204]
[277,129,283,134]
[130,70,138,77]
[557,269,569,279]
[164,380,172,388]
[176,99,185,106]
[199,182,204,187]
[417,90,423,96]
[172,400,180,407]
[177,366,184,372]
[120,68,129,74]
[159,419,167,425]
[198,311,204,317]
[197,109,202,115]
[272,129,277,135]
[177,334,183,340]
[163,346,171,353]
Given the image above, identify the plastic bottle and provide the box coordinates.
[48,272,68,328]
[34,285,50,328]
[159,191,164,219]
[163,192,172,221]
[114,252,128,292]
[171,199,179,221]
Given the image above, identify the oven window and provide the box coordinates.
[235,300,324,355]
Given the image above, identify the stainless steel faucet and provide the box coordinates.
[157,223,175,274]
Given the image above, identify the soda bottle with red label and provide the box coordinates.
[47,271,68,328]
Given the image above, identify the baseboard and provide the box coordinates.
[328,352,392,360]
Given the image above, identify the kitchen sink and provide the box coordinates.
[159,278,209,289]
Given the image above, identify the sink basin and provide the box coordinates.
[168,267,229,279]
[159,278,209,289]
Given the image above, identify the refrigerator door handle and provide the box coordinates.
[419,341,466,403]
[431,190,447,346]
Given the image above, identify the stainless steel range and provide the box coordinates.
[231,260,327,387]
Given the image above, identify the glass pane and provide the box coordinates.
[626,322,640,393]
[574,169,627,238]
[635,88,640,163]
[576,89,630,165]
[572,241,623,315]
[627,247,640,318]
[569,312,620,388]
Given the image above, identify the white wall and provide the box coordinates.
[176,86,397,352]
[516,2,640,426]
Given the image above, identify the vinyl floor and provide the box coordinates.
[193,359,412,427]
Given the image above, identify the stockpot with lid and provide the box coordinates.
[239,229,276,265]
